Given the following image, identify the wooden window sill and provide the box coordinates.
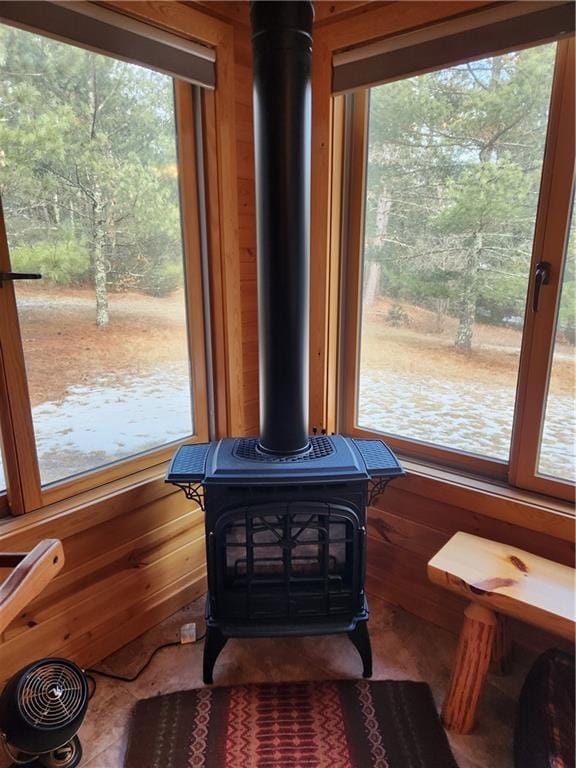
[394,456,575,542]
[0,461,177,534]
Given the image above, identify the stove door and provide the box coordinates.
[210,500,365,624]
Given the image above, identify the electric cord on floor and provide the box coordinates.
[86,673,97,700]
[86,632,206,699]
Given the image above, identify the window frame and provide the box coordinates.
[338,35,575,499]
[0,29,211,514]
[509,38,575,500]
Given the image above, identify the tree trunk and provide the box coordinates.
[363,261,381,307]
[92,188,109,327]
[53,192,60,225]
[434,298,449,334]
[455,233,481,351]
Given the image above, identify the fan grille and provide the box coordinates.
[18,662,86,730]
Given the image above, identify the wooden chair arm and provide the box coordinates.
[0,539,64,634]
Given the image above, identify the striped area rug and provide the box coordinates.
[124,680,458,767]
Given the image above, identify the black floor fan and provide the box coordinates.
[0,658,88,767]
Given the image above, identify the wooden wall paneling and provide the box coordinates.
[237,141,255,181]
[394,466,575,541]
[0,474,175,550]
[4,502,203,639]
[104,1,228,46]
[235,102,254,144]
[243,409,259,437]
[234,31,259,437]
[0,496,206,682]
[238,178,255,218]
[318,1,496,53]
[366,570,465,636]
[235,66,253,106]
[314,2,381,26]
[371,488,574,566]
[57,567,206,672]
[201,24,256,438]
[203,31,245,436]
[309,33,335,432]
[3,526,200,644]
[239,213,257,250]
[241,342,258,374]
[186,1,249,27]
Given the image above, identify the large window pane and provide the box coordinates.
[538,202,575,482]
[358,44,556,461]
[0,25,193,486]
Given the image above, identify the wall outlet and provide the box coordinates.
[180,622,197,644]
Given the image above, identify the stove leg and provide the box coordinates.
[203,625,227,685]
[348,621,372,678]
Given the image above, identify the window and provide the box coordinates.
[342,36,575,500]
[0,22,209,510]
[539,201,575,483]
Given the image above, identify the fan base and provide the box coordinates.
[38,736,82,768]
[6,736,82,768]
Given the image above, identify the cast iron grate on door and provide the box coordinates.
[213,501,363,622]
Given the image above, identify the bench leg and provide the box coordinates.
[442,603,496,734]
[492,613,513,675]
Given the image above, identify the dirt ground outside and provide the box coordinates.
[0,287,572,488]
[15,284,191,406]
[359,297,575,480]
[7,284,193,486]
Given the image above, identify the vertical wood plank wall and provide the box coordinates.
[194,0,259,435]
[234,31,260,437]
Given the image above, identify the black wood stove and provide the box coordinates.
[166,1,404,685]
[167,435,402,683]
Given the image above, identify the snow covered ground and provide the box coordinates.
[359,370,574,481]
[0,364,193,488]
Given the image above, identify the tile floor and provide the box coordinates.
[44,596,539,766]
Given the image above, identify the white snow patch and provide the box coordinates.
[358,370,574,481]
[0,364,193,488]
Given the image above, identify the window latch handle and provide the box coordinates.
[0,272,42,287]
[532,261,550,312]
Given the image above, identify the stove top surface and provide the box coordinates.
[166,434,403,486]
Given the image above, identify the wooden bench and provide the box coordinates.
[428,532,575,734]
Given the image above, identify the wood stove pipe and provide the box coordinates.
[250,1,313,456]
